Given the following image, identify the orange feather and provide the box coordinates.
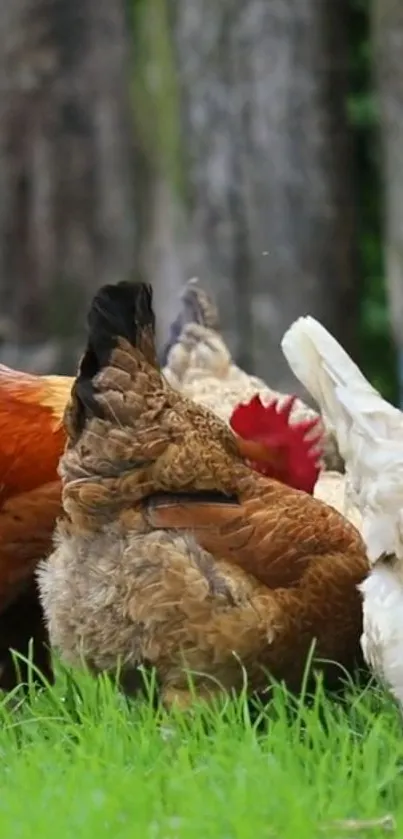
[0,366,73,687]
[0,366,72,501]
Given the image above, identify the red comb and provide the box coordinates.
[230,394,323,494]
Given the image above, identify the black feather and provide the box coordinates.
[86,281,154,372]
[70,281,155,436]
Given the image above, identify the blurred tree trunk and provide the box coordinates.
[0,0,137,372]
[128,0,188,349]
[169,0,359,391]
[373,1,403,406]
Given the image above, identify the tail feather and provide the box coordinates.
[281,316,403,561]
[160,278,219,366]
[71,281,157,438]
[281,316,402,459]
[281,316,374,407]
[86,281,155,370]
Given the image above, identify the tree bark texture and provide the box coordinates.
[372,0,403,403]
[169,0,359,391]
[0,0,137,372]
[0,0,360,392]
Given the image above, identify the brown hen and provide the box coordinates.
[38,282,369,708]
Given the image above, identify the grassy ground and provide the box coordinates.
[0,665,402,839]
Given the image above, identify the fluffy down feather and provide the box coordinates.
[38,282,369,708]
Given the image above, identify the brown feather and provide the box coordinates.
[39,282,369,707]
[144,480,364,590]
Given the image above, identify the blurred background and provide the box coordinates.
[0,0,400,402]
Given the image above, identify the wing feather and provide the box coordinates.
[144,481,364,589]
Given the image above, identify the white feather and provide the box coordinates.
[281,315,403,707]
[281,316,403,564]
[360,566,403,707]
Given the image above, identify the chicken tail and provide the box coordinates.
[281,315,399,463]
[87,280,156,368]
[161,281,232,388]
[160,278,220,367]
[282,316,403,562]
[67,281,158,441]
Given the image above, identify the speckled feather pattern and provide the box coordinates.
[38,311,369,705]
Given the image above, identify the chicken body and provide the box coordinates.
[162,280,356,532]
[314,471,362,531]
[162,279,344,473]
[282,316,403,706]
[38,282,368,707]
[0,365,72,688]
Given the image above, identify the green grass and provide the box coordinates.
[0,664,402,839]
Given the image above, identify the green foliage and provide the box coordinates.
[348,0,398,401]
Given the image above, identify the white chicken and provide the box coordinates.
[281,315,403,706]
